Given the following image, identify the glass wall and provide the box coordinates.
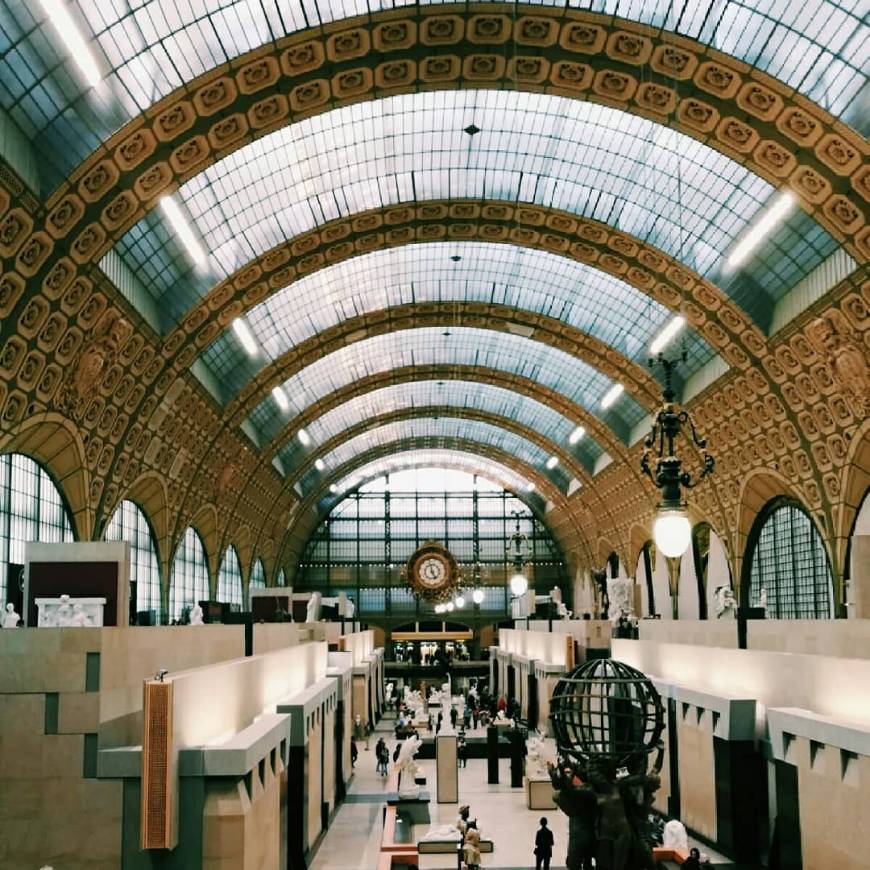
[217,545,243,608]
[104,499,162,622]
[748,501,833,619]
[0,453,74,606]
[170,527,210,621]
[297,468,566,618]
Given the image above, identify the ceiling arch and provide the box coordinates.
[235,314,660,446]
[199,240,718,405]
[10,4,866,193]
[278,438,594,569]
[275,381,604,476]
[165,200,762,379]
[115,90,838,331]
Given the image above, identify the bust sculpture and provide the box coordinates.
[189,604,204,625]
[2,603,20,628]
[395,733,423,798]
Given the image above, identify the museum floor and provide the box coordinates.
[310,714,738,870]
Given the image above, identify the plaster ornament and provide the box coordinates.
[55,594,74,627]
[305,591,322,622]
[551,585,573,619]
[189,604,204,625]
[806,309,869,415]
[71,604,93,627]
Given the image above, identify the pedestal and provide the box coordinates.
[435,735,458,803]
[524,775,556,809]
[487,726,499,784]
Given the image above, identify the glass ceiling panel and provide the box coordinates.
[246,326,646,445]
[113,91,837,329]
[328,450,537,506]
[202,241,716,401]
[276,379,603,474]
[295,417,570,498]
[3,1,865,193]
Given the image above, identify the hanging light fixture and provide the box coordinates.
[472,588,484,605]
[507,511,530,597]
[640,355,714,558]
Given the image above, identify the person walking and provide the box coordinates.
[450,705,458,729]
[534,817,554,870]
[458,736,468,768]
[682,847,704,869]
[375,738,388,776]
[350,739,358,768]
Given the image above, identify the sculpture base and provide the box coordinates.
[524,775,556,810]
[388,791,431,825]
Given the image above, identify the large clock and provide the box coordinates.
[406,541,461,602]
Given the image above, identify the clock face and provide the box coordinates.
[418,557,447,587]
[406,541,460,601]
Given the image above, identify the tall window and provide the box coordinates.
[0,453,75,605]
[104,500,162,622]
[276,567,286,587]
[170,527,209,620]
[217,546,243,608]
[748,501,833,619]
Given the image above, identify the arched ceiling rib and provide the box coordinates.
[289,412,584,498]
[202,241,718,402]
[117,91,838,330]
[275,380,604,476]
[242,321,653,446]
[8,2,866,191]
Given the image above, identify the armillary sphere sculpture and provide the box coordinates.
[548,658,665,870]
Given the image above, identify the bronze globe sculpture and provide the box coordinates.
[548,659,665,870]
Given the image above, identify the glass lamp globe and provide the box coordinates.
[510,572,529,596]
[654,507,691,558]
[455,595,465,608]
[446,601,454,612]
[435,603,443,614]
[472,589,484,605]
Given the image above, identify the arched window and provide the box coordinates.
[217,546,243,608]
[104,500,162,622]
[0,453,74,606]
[747,500,833,619]
[276,567,286,587]
[170,527,209,621]
[248,558,266,608]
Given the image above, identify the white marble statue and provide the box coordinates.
[439,677,455,735]
[607,577,634,622]
[663,819,689,850]
[525,730,552,778]
[386,681,394,703]
[419,824,461,843]
[550,586,573,619]
[395,733,423,798]
[2,603,20,628]
[715,586,737,619]
[305,591,322,623]
[189,604,204,625]
[759,588,767,612]
[55,594,74,626]
[71,603,92,627]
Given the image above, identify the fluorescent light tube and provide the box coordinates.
[271,386,289,412]
[38,0,101,87]
[568,425,585,445]
[545,456,559,470]
[232,318,258,357]
[159,196,207,266]
[297,428,311,446]
[601,384,624,409]
[650,316,686,355]
[726,191,795,270]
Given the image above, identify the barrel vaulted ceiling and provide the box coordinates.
[0,1,865,569]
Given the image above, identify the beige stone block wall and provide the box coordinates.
[202,756,283,870]
[352,673,368,725]
[747,619,870,660]
[251,623,303,655]
[791,738,870,870]
[0,627,102,693]
[638,619,738,649]
[341,683,353,785]
[323,703,336,813]
[306,717,323,851]
[653,720,671,815]
[58,692,99,733]
[675,707,717,841]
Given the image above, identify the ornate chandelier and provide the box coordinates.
[506,511,531,596]
[640,354,715,558]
